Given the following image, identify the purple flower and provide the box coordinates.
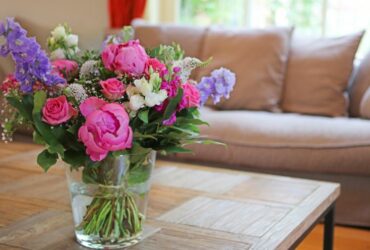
[0,18,64,92]
[197,67,236,106]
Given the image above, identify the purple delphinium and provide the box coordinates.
[197,67,236,105]
[0,18,64,92]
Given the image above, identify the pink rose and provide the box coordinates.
[78,97,133,161]
[145,58,167,77]
[52,59,78,81]
[42,95,77,125]
[178,82,201,110]
[101,44,118,71]
[100,78,126,100]
[114,40,148,76]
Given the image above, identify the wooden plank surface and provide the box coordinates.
[0,142,341,249]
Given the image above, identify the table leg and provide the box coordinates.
[323,205,335,250]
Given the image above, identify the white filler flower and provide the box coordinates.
[51,25,67,40]
[66,34,78,47]
[50,48,65,60]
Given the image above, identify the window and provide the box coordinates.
[178,0,370,57]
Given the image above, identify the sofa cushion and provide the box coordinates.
[133,24,206,58]
[175,108,370,176]
[349,51,370,117]
[197,27,292,111]
[282,32,364,117]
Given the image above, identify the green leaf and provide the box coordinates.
[162,146,192,154]
[133,132,156,140]
[48,144,65,155]
[33,91,47,112]
[62,149,86,168]
[111,150,127,158]
[32,131,45,145]
[171,126,199,136]
[37,149,58,172]
[128,163,152,185]
[67,123,79,135]
[6,95,33,121]
[138,109,149,124]
[176,117,209,126]
[163,88,183,120]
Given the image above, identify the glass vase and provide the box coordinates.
[65,151,156,249]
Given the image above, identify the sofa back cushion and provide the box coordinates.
[133,24,206,58]
[282,32,364,117]
[197,26,292,111]
[349,51,370,117]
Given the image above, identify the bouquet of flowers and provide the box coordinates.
[0,18,235,248]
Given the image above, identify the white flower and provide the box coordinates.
[134,78,152,96]
[129,95,145,111]
[66,34,78,47]
[80,60,99,78]
[126,85,140,98]
[66,84,88,103]
[173,57,203,82]
[51,25,66,40]
[144,90,167,107]
[50,48,65,60]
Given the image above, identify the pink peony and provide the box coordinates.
[78,97,133,161]
[42,95,77,125]
[101,40,148,76]
[100,78,126,100]
[178,82,201,110]
[145,58,167,77]
[51,59,78,81]
[101,44,118,71]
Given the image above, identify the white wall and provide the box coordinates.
[0,0,109,74]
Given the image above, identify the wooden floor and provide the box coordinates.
[298,224,370,250]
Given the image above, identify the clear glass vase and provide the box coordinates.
[65,151,156,249]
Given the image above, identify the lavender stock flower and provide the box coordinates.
[197,67,236,106]
[0,18,64,92]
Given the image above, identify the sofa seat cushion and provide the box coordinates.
[175,108,370,176]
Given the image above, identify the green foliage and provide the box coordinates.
[147,43,184,64]
[122,26,134,42]
[6,95,33,121]
[163,88,183,120]
[75,50,102,68]
[138,109,149,124]
[37,149,58,172]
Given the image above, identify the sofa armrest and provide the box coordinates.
[359,87,370,118]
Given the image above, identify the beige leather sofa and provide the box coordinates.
[134,24,370,228]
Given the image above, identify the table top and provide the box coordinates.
[0,142,340,250]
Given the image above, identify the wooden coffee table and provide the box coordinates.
[0,142,340,250]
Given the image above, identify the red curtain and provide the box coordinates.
[109,0,147,28]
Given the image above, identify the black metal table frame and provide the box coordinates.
[290,203,336,250]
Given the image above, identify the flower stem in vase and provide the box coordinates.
[77,191,144,242]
